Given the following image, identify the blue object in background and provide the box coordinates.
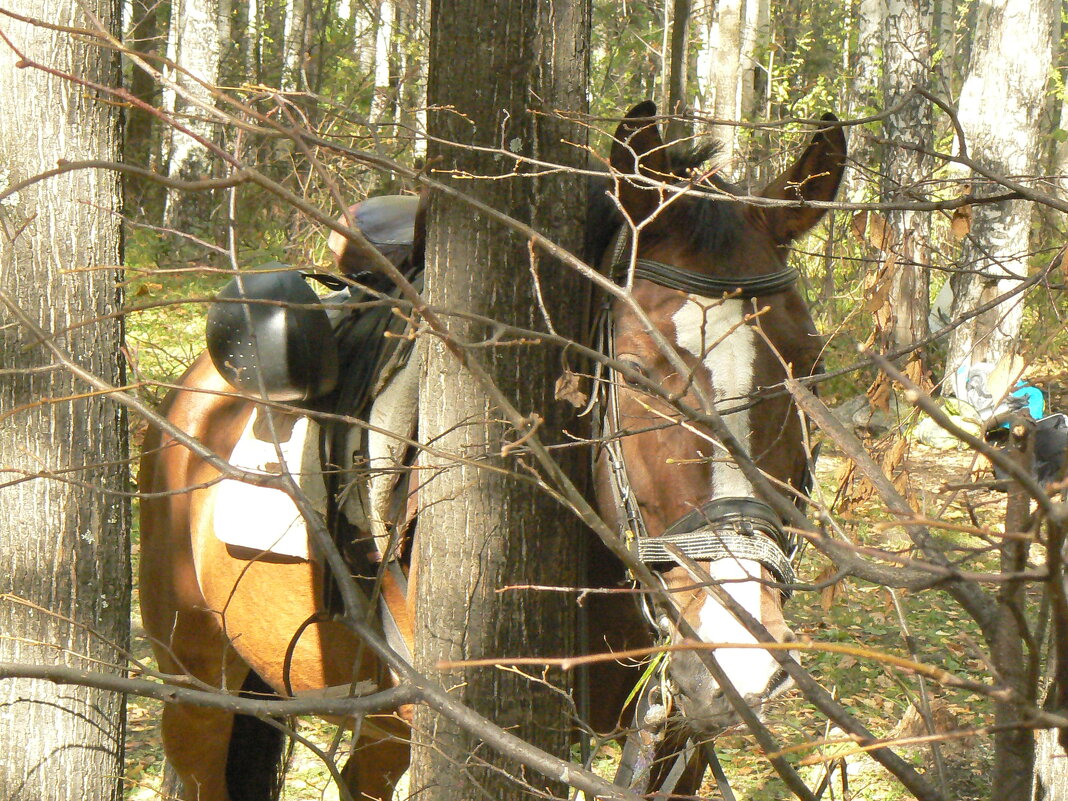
[1011,383,1045,420]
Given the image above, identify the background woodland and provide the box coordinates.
[2,0,1068,800]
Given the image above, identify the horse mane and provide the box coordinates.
[584,140,742,268]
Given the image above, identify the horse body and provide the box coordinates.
[138,102,845,800]
[139,355,410,800]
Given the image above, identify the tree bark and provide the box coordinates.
[370,0,396,124]
[665,0,692,144]
[945,0,1055,387]
[695,0,743,172]
[845,0,884,203]
[124,0,164,214]
[994,418,1038,799]
[281,0,308,91]
[162,0,232,230]
[411,0,589,798]
[398,0,428,159]
[880,0,933,358]
[0,5,129,800]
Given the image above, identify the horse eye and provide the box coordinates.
[619,359,648,385]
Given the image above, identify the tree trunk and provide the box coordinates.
[162,0,232,230]
[993,419,1039,799]
[242,0,263,86]
[945,0,1054,389]
[665,0,692,144]
[370,0,396,123]
[398,0,428,159]
[1033,725,1068,801]
[880,0,932,359]
[0,5,129,800]
[281,0,308,91]
[738,0,767,125]
[695,0,743,173]
[411,0,589,798]
[845,0,884,203]
[124,0,164,214]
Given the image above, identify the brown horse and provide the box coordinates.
[137,102,845,800]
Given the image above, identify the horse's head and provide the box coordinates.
[596,102,846,737]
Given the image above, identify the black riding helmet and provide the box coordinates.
[205,266,339,401]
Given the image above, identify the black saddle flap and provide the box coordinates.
[206,266,339,402]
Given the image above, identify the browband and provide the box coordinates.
[613,258,799,297]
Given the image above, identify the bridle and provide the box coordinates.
[596,229,800,598]
[594,228,803,796]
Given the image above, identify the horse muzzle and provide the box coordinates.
[667,649,796,738]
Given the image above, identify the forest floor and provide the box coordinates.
[122,439,1004,801]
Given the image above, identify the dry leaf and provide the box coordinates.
[135,282,163,296]
[868,375,892,413]
[852,210,890,250]
[950,204,972,240]
[817,566,841,612]
[554,369,588,408]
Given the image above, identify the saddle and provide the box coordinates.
[206,194,425,616]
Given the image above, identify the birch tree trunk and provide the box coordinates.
[370,0,396,124]
[695,0,743,172]
[398,0,428,158]
[162,0,232,229]
[945,0,1055,389]
[0,5,129,799]
[880,0,933,358]
[242,0,263,85]
[738,0,767,127]
[412,0,589,798]
[845,0,885,203]
[281,0,308,91]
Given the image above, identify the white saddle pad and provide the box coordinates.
[213,412,325,559]
[212,350,420,560]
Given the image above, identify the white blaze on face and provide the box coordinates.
[670,295,757,499]
[695,559,781,697]
[672,296,777,696]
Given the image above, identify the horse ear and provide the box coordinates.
[758,113,847,244]
[610,102,671,223]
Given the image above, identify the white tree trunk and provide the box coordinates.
[243,0,261,83]
[738,0,767,126]
[880,0,933,355]
[695,0,743,174]
[370,0,396,123]
[945,0,1055,388]
[163,0,231,227]
[281,0,308,91]
[846,0,885,203]
[399,0,428,158]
